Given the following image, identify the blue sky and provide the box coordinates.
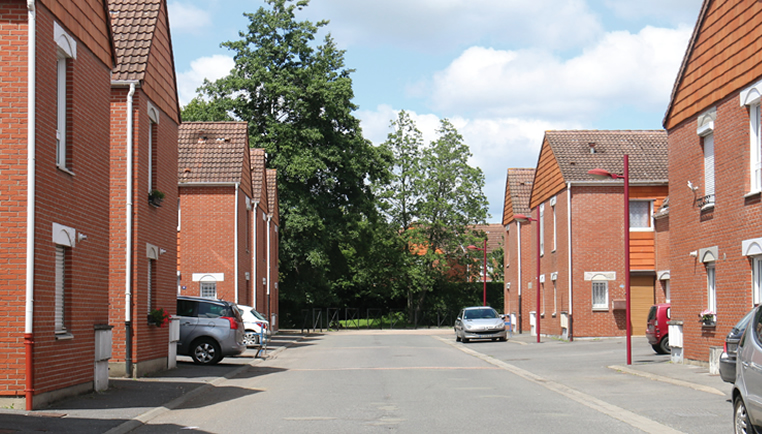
[167,0,702,222]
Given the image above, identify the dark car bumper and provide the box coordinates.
[719,351,736,383]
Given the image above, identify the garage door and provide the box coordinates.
[630,275,655,336]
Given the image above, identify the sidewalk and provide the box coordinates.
[0,332,305,434]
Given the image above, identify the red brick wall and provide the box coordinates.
[177,186,252,306]
[108,89,179,366]
[504,218,537,334]
[0,4,113,397]
[668,89,762,363]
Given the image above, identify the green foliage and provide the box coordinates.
[188,0,392,309]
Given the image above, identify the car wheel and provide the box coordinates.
[191,338,222,365]
[735,396,751,434]
[499,337,507,342]
[455,334,461,342]
[243,330,260,347]
[462,337,469,343]
[658,335,670,355]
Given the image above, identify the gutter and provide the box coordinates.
[234,183,239,304]
[25,0,36,410]
[123,81,138,377]
[266,214,272,322]
[251,201,259,310]
[567,182,573,341]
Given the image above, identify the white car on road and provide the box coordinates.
[237,305,271,347]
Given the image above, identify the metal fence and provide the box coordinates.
[300,307,455,333]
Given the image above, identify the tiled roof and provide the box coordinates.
[471,224,505,254]
[546,130,668,182]
[108,0,161,81]
[507,168,534,215]
[250,149,266,204]
[178,122,249,184]
[266,169,279,225]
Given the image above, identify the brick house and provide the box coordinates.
[265,168,280,330]
[522,131,668,339]
[249,149,269,316]
[177,122,254,307]
[663,0,762,363]
[107,0,180,378]
[502,168,535,333]
[0,0,115,409]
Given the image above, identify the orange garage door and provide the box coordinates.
[630,275,655,336]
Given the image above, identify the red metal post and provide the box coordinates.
[24,333,34,410]
[482,239,487,306]
[536,206,541,343]
[624,154,631,365]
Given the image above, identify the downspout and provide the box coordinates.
[567,183,573,341]
[266,214,272,322]
[25,0,36,411]
[125,82,136,377]
[234,183,240,304]
[516,220,522,334]
[251,201,259,310]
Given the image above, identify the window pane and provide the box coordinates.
[592,281,607,308]
[55,246,66,331]
[629,201,650,228]
[201,282,216,299]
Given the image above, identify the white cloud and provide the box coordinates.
[167,2,213,34]
[429,25,692,122]
[304,0,603,52]
[176,55,235,107]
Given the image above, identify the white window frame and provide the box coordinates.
[753,256,762,306]
[147,259,154,313]
[751,103,762,193]
[592,281,608,310]
[539,203,545,256]
[551,197,557,252]
[707,263,716,313]
[629,200,653,231]
[54,23,76,173]
[55,245,67,333]
[147,102,159,193]
[704,133,715,202]
[201,282,217,299]
[664,279,671,303]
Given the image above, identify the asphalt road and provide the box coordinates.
[127,330,733,433]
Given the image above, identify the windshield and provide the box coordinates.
[734,308,755,331]
[463,308,498,320]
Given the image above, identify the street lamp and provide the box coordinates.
[588,154,631,365]
[467,239,488,306]
[515,209,541,344]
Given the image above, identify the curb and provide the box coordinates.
[104,340,297,434]
[608,364,727,396]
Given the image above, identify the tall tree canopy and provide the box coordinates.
[184,0,391,308]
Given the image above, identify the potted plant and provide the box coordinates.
[148,189,165,207]
[699,309,716,326]
[148,307,171,327]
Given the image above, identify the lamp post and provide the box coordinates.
[515,210,541,344]
[467,239,488,306]
[588,154,631,365]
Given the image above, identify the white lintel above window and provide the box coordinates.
[54,22,77,59]
[584,271,616,281]
[743,238,762,257]
[539,274,545,283]
[657,270,670,281]
[52,223,76,247]
[697,107,716,137]
[147,101,160,124]
[192,273,224,282]
[146,243,159,260]
[741,79,762,107]
[550,272,558,281]
[698,246,718,263]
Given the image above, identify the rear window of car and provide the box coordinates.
[198,302,232,318]
[647,306,657,321]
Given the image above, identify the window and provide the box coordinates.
[553,280,557,315]
[751,103,762,193]
[201,282,217,299]
[147,103,159,193]
[664,280,671,303]
[592,281,608,310]
[629,201,652,229]
[754,257,762,306]
[551,199,556,252]
[539,204,545,256]
[54,23,76,172]
[704,133,715,204]
[148,259,156,313]
[707,263,716,313]
[55,245,67,333]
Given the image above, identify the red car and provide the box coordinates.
[646,303,670,354]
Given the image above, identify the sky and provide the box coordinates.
[167,0,703,222]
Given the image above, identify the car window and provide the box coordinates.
[198,302,228,318]
[177,299,197,317]
[753,308,762,345]
[464,309,498,319]
[734,308,755,332]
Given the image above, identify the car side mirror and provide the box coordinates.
[456,317,461,321]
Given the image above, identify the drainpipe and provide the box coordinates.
[234,183,240,304]
[251,201,258,310]
[516,220,522,334]
[567,183,573,341]
[125,82,136,376]
[25,0,36,411]
[266,214,272,322]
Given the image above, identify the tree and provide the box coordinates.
[184,0,391,311]
[379,116,488,318]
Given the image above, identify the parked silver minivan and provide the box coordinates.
[176,296,246,365]
[734,304,762,433]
